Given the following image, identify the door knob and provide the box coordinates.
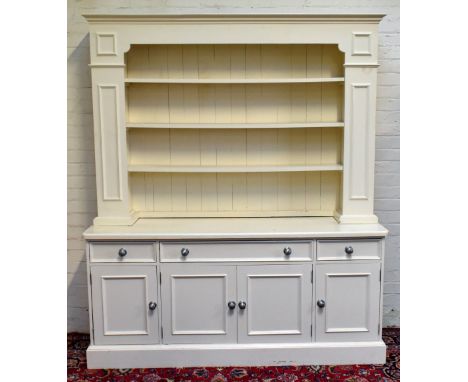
[344,246,354,255]
[118,248,127,257]
[148,301,157,310]
[283,247,292,256]
[317,299,326,308]
[227,301,236,310]
[181,248,190,257]
[238,301,247,310]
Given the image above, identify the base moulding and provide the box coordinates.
[86,341,386,369]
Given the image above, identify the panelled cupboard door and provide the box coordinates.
[237,264,312,343]
[315,263,381,342]
[91,264,159,345]
[161,264,237,344]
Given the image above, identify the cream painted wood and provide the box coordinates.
[125,78,345,84]
[160,241,313,262]
[90,68,132,226]
[126,122,345,129]
[316,239,382,261]
[315,262,381,342]
[161,264,237,344]
[127,128,342,167]
[130,172,341,218]
[126,83,343,124]
[83,13,387,368]
[125,44,344,80]
[83,217,388,240]
[85,14,383,225]
[237,264,312,343]
[339,66,378,224]
[86,341,387,369]
[90,242,156,262]
[90,264,159,345]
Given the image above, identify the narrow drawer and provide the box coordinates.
[316,239,382,261]
[160,241,313,262]
[90,242,156,263]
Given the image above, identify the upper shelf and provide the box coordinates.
[126,122,345,129]
[128,164,343,173]
[125,77,345,84]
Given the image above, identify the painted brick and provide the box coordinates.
[376,123,399,136]
[375,185,399,199]
[375,149,400,161]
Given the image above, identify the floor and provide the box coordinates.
[67,328,399,381]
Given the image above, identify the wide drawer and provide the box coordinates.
[160,241,313,262]
[316,239,382,261]
[90,242,156,263]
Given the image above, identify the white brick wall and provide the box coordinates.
[67,0,400,332]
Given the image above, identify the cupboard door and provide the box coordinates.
[91,264,159,345]
[161,264,237,344]
[237,264,312,343]
[315,263,381,342]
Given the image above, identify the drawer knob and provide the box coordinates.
[345,246,354,255]
[283,247,292,256]
[238,301,247,310]
[181,248,190,257]
[317,299,326,308]
[118,248,127,257]
[227,301,236,310]
[148,301,157,310]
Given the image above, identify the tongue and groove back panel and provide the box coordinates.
[124,44,344,218]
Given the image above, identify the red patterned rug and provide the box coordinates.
[68,328,399,381]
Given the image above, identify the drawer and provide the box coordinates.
[316,239,382,261]
[90,242,156,263]
[160,241,313,262]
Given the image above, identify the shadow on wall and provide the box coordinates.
[68,33,96,333]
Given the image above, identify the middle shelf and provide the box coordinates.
[127,164,343,173]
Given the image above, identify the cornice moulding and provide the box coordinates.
[83,13,386,24]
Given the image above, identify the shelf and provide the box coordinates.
[127,164,343,173]
[126,122,345,129]
[125,77,345,84]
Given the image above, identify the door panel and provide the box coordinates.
[315,262,381,342]
[161,264,237,344]
[237,264,312,343]
[91,264,159,345]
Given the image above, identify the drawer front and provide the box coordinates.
[160,241,313,262]
[90,242,156,263]
[316,239,382,261]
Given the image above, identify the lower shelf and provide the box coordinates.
[86,341,387,369]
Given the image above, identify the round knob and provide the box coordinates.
[317,299,326,308]
[227,301,236,310]
[118,248,127,257]
[238,301,247,310]
[148,301,157,310]
[283,247,292,256]
[181,248,190,257]
[345,246,354,255]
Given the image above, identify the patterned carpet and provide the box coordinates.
[68,328,399,381]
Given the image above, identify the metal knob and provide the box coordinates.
[227,301,236,310]
[345,246,354,255]
[238,301,247,310]
[118,248,127,257]
[317,299,326,308]
[181,248,190,257]
[283,247,292,256]
[148,301,157,310]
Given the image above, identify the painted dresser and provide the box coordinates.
[83,13,387,368]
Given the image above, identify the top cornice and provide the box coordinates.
[82,13,385,24]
